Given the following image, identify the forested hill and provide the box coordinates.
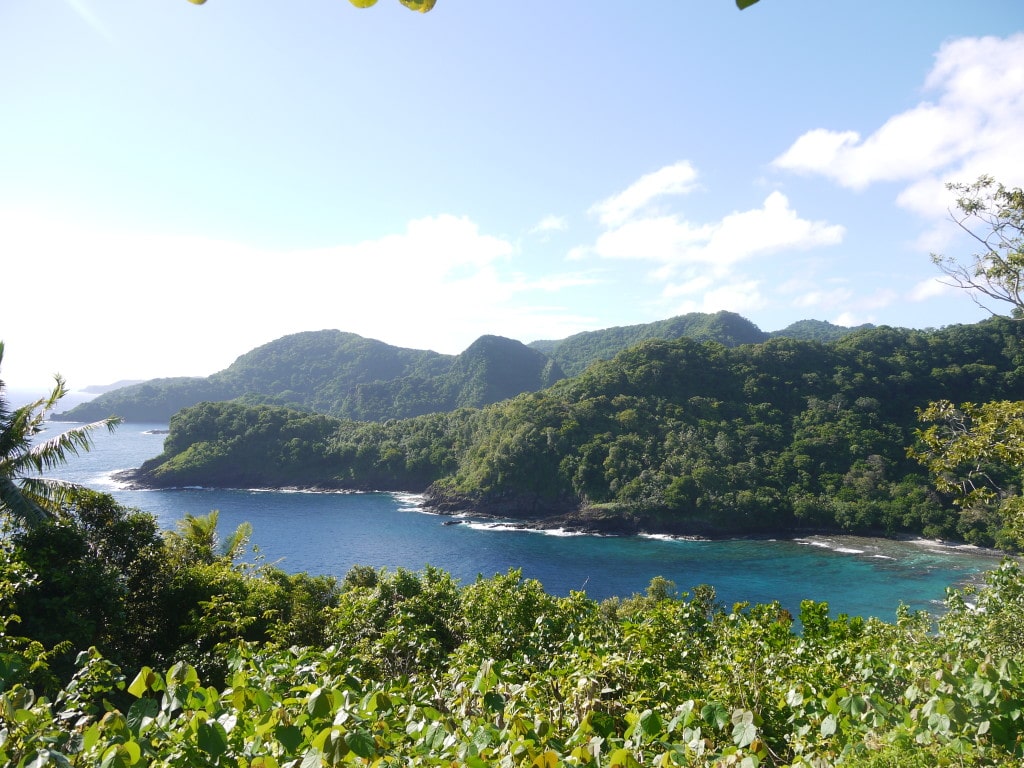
[56,330,564,423]
[529,311,871,376]
[58,312,868,422]
[128,317,1024,547]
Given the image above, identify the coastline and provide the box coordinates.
[112,469,1018,563]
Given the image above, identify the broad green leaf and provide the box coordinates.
[197,720,228,758]
[607,748,641,768]
[820,714,837,737]
[483,691,504,712]
[128,667,157,698]
[701,702,730,730]
[591,710,615,738]
[307,688,332,719]
[323,730,351,763]
[346,730,377,759]
[639,709,662,738]
[81,723,100,753]
[471,725,492,751]
[28,749,73,768]
[99,745,133,768]
[275,724,303,753]
[732,720,757,748]
[127,698,159,733]
[736,0,760,8]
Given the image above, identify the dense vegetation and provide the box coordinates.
[57,331,563,424]
[529,312,869,378]
[57,312,864,424]
[130,317,1024,548]
[2,485,1023,767]
[5,364,1024,768]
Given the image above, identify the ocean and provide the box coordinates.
[39,419,1007,620]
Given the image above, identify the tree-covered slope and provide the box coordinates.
[56,330,565,423]
[55,376,237,423]
[769,318,875,342]
[57,313,866,423]
[127,317,1024,546]
[529,310,768,376]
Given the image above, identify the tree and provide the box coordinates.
[911,398,1024,548]
[932,175,1024,318]
[915,176,1024,549]
[164,510,253,566]
[0,342,121,528]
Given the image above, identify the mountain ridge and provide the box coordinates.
[57,312,873,423]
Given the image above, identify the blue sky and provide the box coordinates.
[2,0,1022,390]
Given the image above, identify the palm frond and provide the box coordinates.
[22,416,122,474]
[0,349,123,526]
[17,476,82,516]
[0,475,49,527]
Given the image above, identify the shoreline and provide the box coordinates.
[112,470,1018,562]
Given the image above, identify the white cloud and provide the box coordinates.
[909,276,954,302]
[578,165,846,324]
[790,286,855,310]
[0,209,596,388]
[592,191,843,271]
[589,161,699,227]
[833,311,869,327]
[594,215,713,264]
[672,280,767,316]
[772,33,1024,205]
[531,215,568,234]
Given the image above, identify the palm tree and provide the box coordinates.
[0,341,122,527]
[165,510,254,565]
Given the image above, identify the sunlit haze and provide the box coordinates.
[2,1,1022,390]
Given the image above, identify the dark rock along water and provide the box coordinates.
[44,421,1006,620]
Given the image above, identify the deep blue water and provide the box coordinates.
[42,420,1006,620]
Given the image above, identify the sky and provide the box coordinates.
[1,0,1023,391]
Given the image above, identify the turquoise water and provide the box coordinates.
[43,421,1006,620]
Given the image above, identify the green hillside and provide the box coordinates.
[57,313,868,423]
[56,330,564,423]
[126,317,1024,547]
[529,311,770,377]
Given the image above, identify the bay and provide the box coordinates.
[44,420,1005,620]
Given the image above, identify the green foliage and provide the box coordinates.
[3,558,1023,768]
[912,399,1024,548]
[325,566,462,676]
[5,490,170,684]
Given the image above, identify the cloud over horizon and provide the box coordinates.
[772,33,1024,221]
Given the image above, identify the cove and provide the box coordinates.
[48,422,1005,619]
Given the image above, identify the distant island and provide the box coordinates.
[117,315,1021,549]
[79,379,144,395]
